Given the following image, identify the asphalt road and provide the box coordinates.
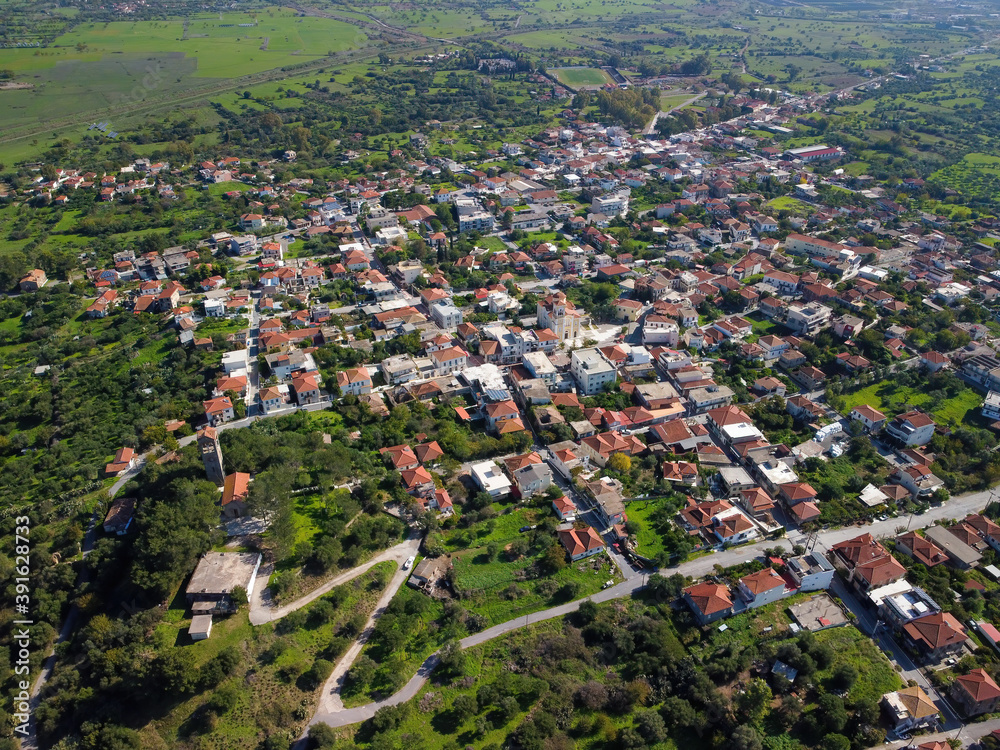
[249,533,422,626]
[831,575,962,731]
[301,484,1000,734]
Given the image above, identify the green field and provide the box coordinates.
[839,382,982,426]
[767,195,814,213]
[0,8,366,134]
[451,544,616,626]
[745,311,792,338]
[621,500,668,560]
[932,152,1000,199]
[442,504,620,626]
[659,91,696,111]
[551,67,612,87]
[812,626,902,706]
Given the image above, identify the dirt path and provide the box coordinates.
[249,532,421,626]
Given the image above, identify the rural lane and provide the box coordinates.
[316,535,428,714]
[249,533,422,626]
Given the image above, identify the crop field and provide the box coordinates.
[550,67,612,87]
[0,53,204,132]
[52,10,366,77]
[352,3,482,37]
[501,29,592,50]
[932,152,1000,199]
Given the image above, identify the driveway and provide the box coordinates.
[316,534,425,713]
[249,533,421,626]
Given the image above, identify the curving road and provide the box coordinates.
[300,483,1000,734]
[249,533,421,626]
[308,575,644,729]
[316,541,426,714]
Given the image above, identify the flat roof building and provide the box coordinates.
[185,552,262,614]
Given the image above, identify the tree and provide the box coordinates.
[662,697,700,734]
[821,734,851,750]
[608,453,632,473]
[576,680,609,710]
[80,724,142,750]
[309,723,338,749]
[452,694,478,722]
[735,678,772,723]
[636,710,668,744]
[830,663,858,691]
[817,693,848,732]
[230,585,248,607]
[438,639,467,677]
[303,658,334,690]
[541,542,567,574]
[731,725,762,750]
[497,695,519,722]
[347,655,376,688]
[776,694,803,728]
[645,573,685,601]
[155,649,199,695]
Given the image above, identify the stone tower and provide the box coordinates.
[197,426,225,486]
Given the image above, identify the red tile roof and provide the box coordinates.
[222,472,250,507]
[684,581,733,616]
[740,567,785,594]
[903,612,966,651]
[954,669,1000,703]
[557,526,605,557]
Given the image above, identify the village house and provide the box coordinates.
[221,472,251,519]
[336,367,373,396]
[557,527,606,561]
[684,581,733,625]
[950,669,1000,716]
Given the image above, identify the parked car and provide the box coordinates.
[403,556,415,570]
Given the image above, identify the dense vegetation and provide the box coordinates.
[323,576,900,750]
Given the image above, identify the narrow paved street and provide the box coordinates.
[871,717,1000,750]
[831,576,961,730]
[249,533,421,626]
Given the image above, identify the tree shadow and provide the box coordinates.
[430,708,463,735]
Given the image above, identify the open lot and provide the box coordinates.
[839,381,982,426]
[550,67,612,87]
